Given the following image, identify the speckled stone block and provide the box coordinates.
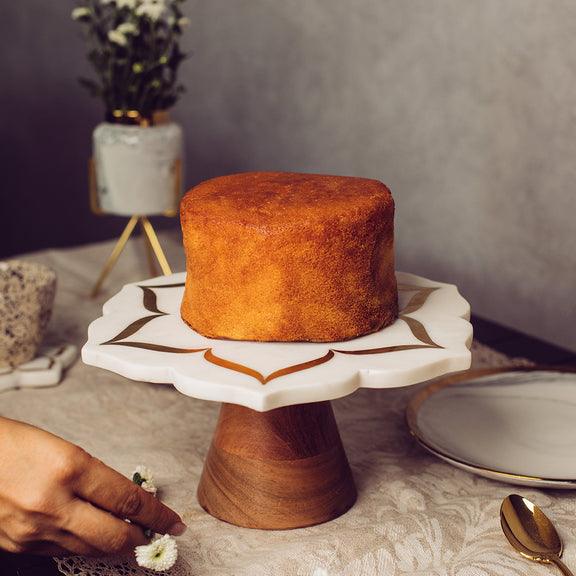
[0,260,57,367]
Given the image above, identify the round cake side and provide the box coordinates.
[180,172,398,342]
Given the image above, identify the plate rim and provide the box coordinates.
[405,365,576,485]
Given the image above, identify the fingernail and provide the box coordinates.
[168,521,187,536]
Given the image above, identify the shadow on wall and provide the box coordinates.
[0,2,130,258]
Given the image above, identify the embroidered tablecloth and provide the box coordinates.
[2,232,570,576]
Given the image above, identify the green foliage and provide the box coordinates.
[72,0,189,120]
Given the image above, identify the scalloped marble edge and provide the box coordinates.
[83,272,472,411]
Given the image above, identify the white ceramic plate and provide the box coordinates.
[407,368,576,488]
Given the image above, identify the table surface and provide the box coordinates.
[2,232,575,576]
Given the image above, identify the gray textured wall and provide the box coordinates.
[2,1,575,351]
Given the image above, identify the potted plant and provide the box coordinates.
[72,0,188,216]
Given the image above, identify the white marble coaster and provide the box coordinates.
[0,344,78,392]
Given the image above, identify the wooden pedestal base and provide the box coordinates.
[197,400,357,530]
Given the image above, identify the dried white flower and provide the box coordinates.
[117,0,138,8]
[132,465,157,494]
[136,0,166,21]
[108,29,128,46]
[178,17,190,27]
[135,534,178,572]
[141,480,157,495]
[71,7,91,20]
[117,22,139,35]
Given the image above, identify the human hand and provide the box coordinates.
[0,417,186,556]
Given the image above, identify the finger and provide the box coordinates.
[63,500,149,556]
[74,458,185,536]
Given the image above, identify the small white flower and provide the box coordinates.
[117,22,138,35]
[132,465,157,494]
[177,17,190,27]
[141,480,157,495]
[108,29,128,46]
[136,0,166,21]
[135,534,178,572]
[117,0,137,8]
[100,0,116,4]
[133,464,154,482]
[71,7,91,20]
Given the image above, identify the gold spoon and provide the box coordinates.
[500,494,574,576]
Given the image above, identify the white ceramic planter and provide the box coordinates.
[92,122,183,216]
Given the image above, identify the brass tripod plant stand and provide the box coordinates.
[88,158,181,298]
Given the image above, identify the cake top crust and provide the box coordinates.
[181,172,393,225]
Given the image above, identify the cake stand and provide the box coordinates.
[82,271,472,530]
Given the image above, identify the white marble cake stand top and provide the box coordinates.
[82,272,472,411]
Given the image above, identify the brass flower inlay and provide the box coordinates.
[102,282,443,385]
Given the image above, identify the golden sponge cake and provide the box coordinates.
[180,172,397,342]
